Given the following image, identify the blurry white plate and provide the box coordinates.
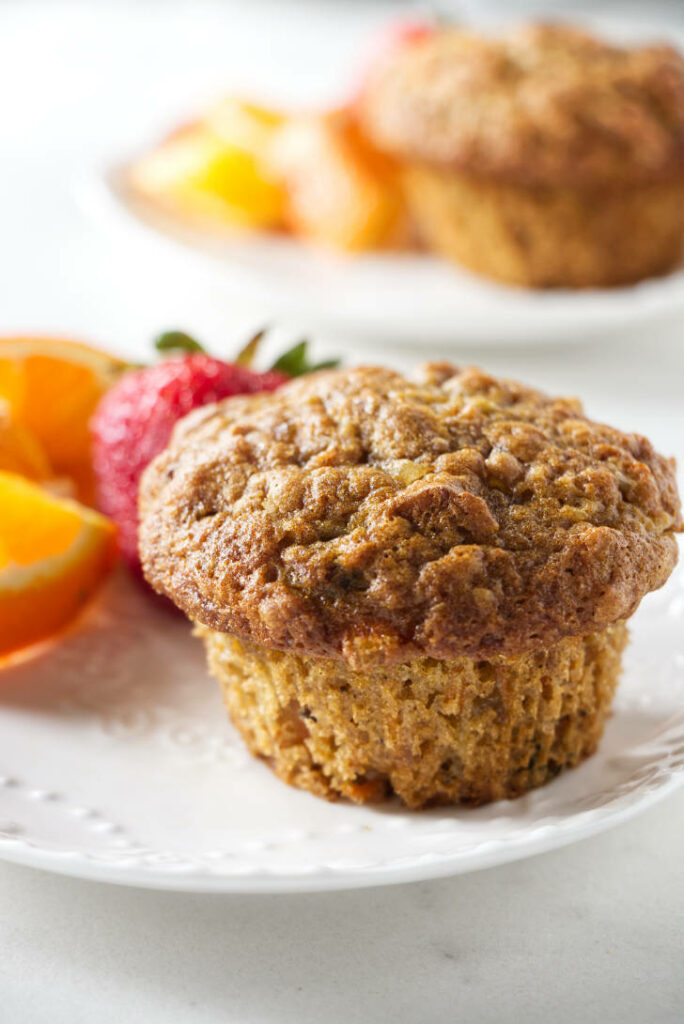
[0,564,683,893]
[81,165,684,346]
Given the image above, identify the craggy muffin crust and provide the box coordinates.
[140,365,680,667]
[359,23,684,188]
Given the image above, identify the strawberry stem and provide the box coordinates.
[152,327,340,378]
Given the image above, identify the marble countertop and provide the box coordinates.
[2,795,683,1024]
[0,2,682,1021]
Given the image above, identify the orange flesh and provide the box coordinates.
[0,417,51,480]
[0,338,126,504]
[0,471,117,656]
[0,473,82,568]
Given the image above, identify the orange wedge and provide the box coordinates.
[0,409,51,480]
[0,471,117,657]
[268,110,408,251]
[130,117,286,230]
[204,97,285,150]
[0,337,127,503]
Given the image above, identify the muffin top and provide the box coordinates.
[358,23,684,187]
[140,364,681,667]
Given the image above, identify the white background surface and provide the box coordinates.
[0,1,683,1021]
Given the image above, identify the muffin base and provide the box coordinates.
[201,623,628,809]
[403,166,684,288]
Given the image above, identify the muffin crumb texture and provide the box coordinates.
[140,365,680,666]
[400,168,684,287]
[203,623,627,808]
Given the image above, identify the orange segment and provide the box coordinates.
[0,471,117,657]
[130,111,286,229]
[204,97,285,149]
[0,337,127,503]
[268,110,409,251]
[0,410,51,480]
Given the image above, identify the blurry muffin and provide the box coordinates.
[140,365,681,807]
[358,24,684,287]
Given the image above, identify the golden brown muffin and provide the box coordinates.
[139,365,681,807]
[202,624,627,807]
[358,23,684,287]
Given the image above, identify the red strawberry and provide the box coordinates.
[383,19,435,51]
[91,330,335,572]
[351,19,435,110]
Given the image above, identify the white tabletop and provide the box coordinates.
[1,2,683,1021]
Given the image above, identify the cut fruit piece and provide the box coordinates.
[0,471,117,657]
[130,118,286,229]
[268,110,409,251]
[0,336,127,504]
[0,409,51,480]
[204,97,285,151]
[350,19,436,106]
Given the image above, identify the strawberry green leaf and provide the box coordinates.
[154,330,206,355]
[234,327,268,367]
[271,340,340,377]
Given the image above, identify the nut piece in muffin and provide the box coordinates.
[140,365,681,808]
[358,23,684,287]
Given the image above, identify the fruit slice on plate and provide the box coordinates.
[0,409,51,480]
[129,102,286,230]
[204,96,285,152]
[0,337,127,503]
[268,110,409,251]
[0,471,117,657]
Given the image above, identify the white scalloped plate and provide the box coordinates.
[0,564,683,893]
[80,166,684,346]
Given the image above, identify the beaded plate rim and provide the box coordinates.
[0,565,682,893]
